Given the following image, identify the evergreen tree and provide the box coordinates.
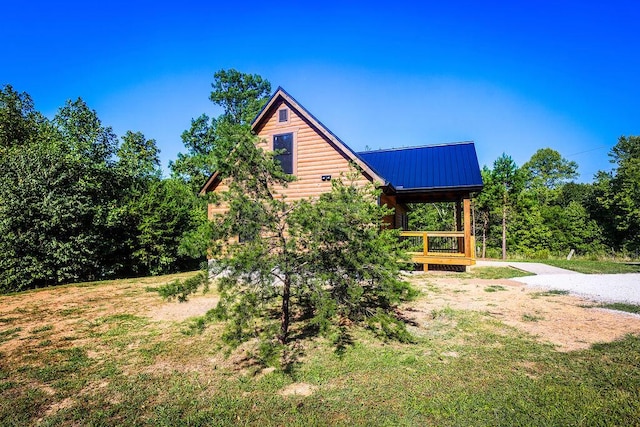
[164,71,415,366]
[171,69,272,188]
[202,127,414,365]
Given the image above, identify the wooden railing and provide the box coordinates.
[400,231,468,257]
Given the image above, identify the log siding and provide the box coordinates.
[253,99,371,201]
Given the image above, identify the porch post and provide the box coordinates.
[455,200,463,231]
[464,197,472,258]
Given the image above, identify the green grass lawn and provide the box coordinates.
[465,266,534,280]
[1,273,640,426]
[599,302,640,315]
[525,259,640,274]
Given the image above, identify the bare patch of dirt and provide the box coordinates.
[279,382,316,397]
[43,396,74,417]
[405,274,640,351]
[147,295,219,322]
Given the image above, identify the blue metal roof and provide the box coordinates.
[357,142,483,192]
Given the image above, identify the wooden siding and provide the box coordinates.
[207,178,229,219]
[379,194,396,227]
[253,100,372,201]
[206,99,374,217]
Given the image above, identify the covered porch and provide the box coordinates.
[357,142,484,271]
[382,191,476,271]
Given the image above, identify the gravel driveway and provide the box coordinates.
[475,260,640,304]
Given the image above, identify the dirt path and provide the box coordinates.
[405,273,640,351]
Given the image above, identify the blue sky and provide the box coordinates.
[3,1,639,181]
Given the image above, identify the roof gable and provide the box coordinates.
[201,89,484,197]
[252,87,385,185]
[357,142,483,192]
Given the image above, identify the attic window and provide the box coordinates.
[278,108,288,123]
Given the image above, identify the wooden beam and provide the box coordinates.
[400,231,464,237]
[423,233,428,255]
[455,200,462,231]
[464,198,472,258]
[412,255,475,266]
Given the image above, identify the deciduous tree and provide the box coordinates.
[170,114,218,190]
[523,148,578,190]
[491,154,523,259]
[0,84,41,151]
[596,136,640,253]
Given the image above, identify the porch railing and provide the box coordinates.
[400,231,467,257]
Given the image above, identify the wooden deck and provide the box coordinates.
[400,231,476,268]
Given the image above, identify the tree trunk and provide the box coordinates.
[482,217,487,259]
[502,194,507,260]
[280,275,290,345]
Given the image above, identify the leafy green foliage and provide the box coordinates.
[489,153,524,259]
[130,179,205,276]
[595,136,640,252]
[408,202,454,231]
[117,130,161,179]
[0,135,113,290]
[0,84,41,151]
[523,147,578,191]
[0,87,203,293]
[170,114,218,190]
[171,69,272,190]
[209,69,271,125]
[472,143,640,259]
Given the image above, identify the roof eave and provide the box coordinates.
[393,184,484,194]
[199,171,220,195]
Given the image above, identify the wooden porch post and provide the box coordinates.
[463,197,472,258]
[455,200,463,231]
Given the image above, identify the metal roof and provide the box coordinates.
[357,142,483,192]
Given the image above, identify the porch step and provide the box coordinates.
[411,255,476,266]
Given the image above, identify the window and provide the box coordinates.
[278,108,288,123]
[273,133,293,174]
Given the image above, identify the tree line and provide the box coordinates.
[0,85,207,292]
[410,140,640,259]
[0,70,293,294]
[2,71,639,294]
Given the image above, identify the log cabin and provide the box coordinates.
[200,87,484,270]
